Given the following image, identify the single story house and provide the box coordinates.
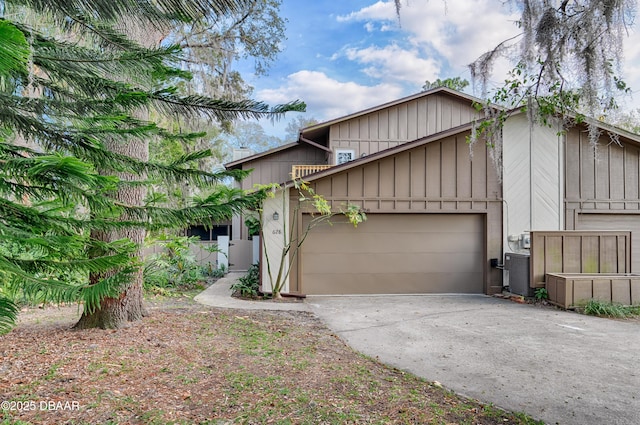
[226,87,640,296]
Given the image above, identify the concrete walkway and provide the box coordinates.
[196,274,640,425]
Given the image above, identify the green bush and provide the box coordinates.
[534,288,548,300]
[143,236,204,291]
[231,263,260,298]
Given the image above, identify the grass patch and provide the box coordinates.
[1,297,543,425]
[582,300,640,318]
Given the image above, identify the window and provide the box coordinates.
[186,224,231,241]
[335,148,355,165]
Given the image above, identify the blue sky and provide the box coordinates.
[239,1,640,138]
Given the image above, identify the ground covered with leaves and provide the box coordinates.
[1,296,541,425]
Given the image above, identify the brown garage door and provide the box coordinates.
[576,213,640,272]
[300,213,484,294]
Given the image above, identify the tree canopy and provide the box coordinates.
[0,0,304,331]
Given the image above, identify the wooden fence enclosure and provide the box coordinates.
[529,230,638,308]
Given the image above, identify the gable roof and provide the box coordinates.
[289,122,475,185]
[224,87,484,169]
[225,142,299,169]
[299,87,483,141]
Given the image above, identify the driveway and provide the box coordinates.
[306,294,640,425]
[196,277,640,425]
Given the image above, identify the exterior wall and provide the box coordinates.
[503,114,563,254]
[260,188,290,293]
[233,144,326,240]
[239,144,327,191]
[288,131,503,294]
[328,93,481,163]
[564,126,640,226]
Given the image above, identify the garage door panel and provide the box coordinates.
[319,215,482,234]
[304,252,483,274]
[304,233,482,255]
[301,214,484,294]
[304,272,483,295]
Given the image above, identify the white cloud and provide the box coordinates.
[257,70,405,121]
[336,1,396,23]
[343,44,440,85]
[337,0,521,89]
[399,0,521,71]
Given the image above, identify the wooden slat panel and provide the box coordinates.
[563,236,582,273]
[339,121,349,139]
[379,157,395,197]
[407,100,418,140]
[398,103,408,140]
[395,153,411,198]
[565,130,581,200]
[441,138,456,198]
[600,236,618,273]
[369,113,379,141]
[378,109,389,140]
[410,147,426,198]
[456,137,471,198]
[426,141,441,198]
[545,236,564,276]
[388,107,398,140]
[530,231,632,285]
[426,96,437,135]
[612,280,631,305]
[576,214,638,272]
[632,280,640,305]
[347,168,364,198]
[441,97,453,131]
[582,236,600,273]
[580,135,596,200]
[624,146,639,201]
[417,98,428,138]
[471,138,488,198]
[363,163,379,198]
[595,145,610,202]
[609,145,625,201]
[593,278,612,302]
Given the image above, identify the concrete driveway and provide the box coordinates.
[306,294,640,425]
[196,277,640,425]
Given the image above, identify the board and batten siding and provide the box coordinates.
[239,144,326,191]
[329,93,482,161]
[233,145,326,240]
[564,125,640,228]
[287,131,503,295]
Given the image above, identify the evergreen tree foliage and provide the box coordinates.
[0,0,304,331]
[422,77,469,93]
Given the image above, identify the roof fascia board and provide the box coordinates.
[300,88,486,136]
[300,136,332,152]
[224,142,299,169]
[507,108,640,145]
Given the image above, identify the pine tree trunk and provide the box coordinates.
[75,24,165,330]
[75,137,148,329]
